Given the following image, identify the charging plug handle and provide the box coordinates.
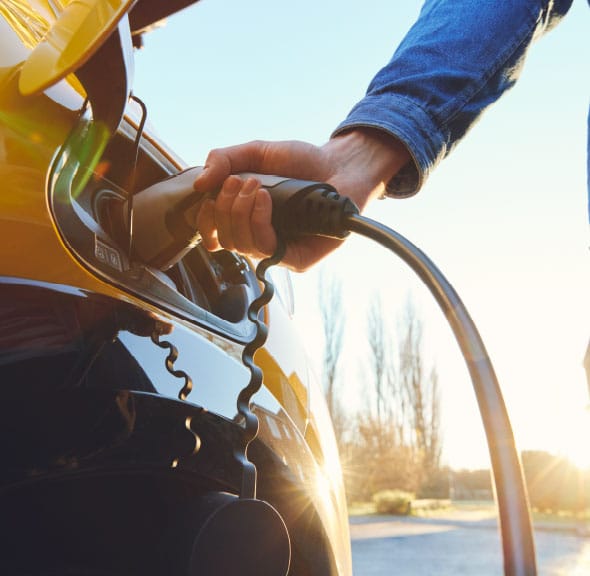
[165,172,360,243]
[130,169,359,270]
[247,175,359,242]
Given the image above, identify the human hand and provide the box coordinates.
[191,128,410,271]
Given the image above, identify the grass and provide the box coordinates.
[348,498,454,517]
[348,501,378,516]
[349,499,590,533]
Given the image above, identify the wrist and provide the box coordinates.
[323,127,411,208]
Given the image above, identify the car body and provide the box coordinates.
[0,2,351,574]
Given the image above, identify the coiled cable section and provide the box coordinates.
[150,328,200,468]
[235,239,287,499]
[150,329,193,401]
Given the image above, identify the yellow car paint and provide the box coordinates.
[19,0,135,96]
[0,3,353,573]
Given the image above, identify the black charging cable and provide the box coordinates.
[248,183,537,576]
[125,94,148,260]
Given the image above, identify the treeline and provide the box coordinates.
[446,453,590,513]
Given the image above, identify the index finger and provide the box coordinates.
[193,141,272,194]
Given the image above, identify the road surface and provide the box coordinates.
[350,510,590,575]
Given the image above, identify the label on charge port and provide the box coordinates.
[95,236,124,272]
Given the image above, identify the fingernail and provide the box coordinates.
[254,189,269,210]
[193,166,208,188]
[239,178,258,197]
[222,176,241,195]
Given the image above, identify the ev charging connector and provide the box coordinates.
[129,167,359,270]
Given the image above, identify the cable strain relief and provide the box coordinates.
[270,182,359,241]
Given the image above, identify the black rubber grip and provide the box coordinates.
[265,179,359,241]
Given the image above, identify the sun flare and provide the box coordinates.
[551,408,590,471]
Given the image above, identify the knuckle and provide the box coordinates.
[206,148,231,173]
[206,148,223,161]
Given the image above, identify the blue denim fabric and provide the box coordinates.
[333,0,574,197]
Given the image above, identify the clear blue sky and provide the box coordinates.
[133,0,590,469]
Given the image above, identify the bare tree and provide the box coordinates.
[341,295,445,501]
[425,367,442,472]
[318,270,346,441]
[398,301,442,473]
[367,293,395,428]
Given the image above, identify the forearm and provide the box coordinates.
[334,0,573,197]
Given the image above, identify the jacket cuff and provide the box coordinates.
[332,94,446,198]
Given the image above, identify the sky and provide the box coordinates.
[133,0,590,470]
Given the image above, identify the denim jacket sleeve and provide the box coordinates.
[333,0,573,197]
